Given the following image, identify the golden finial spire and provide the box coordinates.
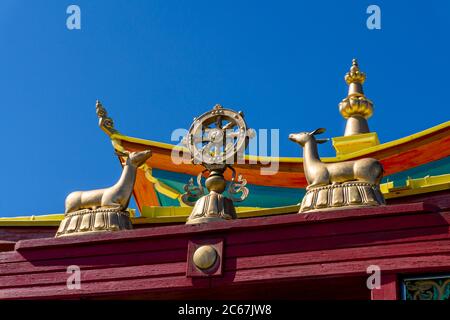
[345,59,366,86]
[96,100,118,136]
[338,59,374,136]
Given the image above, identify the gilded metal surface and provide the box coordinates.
[64,149,152,213]
[339,59,374,136]
[227,167,249,202]
[96,100,118,136]
[186,104,253,165]
[58,149,150,236]
[181,172,206,206]
[300,182,385,212]
[344,58,366,85]
[289,128,385,212]
[193,245,218,270]
[183,105,252,224]
[186,168,238,224]
[55,208,132,237]
[404,277,450,300]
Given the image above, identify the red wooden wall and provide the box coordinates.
[0,191,449,300]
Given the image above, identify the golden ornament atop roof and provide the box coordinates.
[345,59,366,85]
[96,100,118,136]
[339,59,374,136]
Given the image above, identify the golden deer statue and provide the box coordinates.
[56,149,152,237]
[65,150,152,213]
[289,128,385,212]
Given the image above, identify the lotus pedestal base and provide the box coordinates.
[55,208,133,237]
[300,182,385,213]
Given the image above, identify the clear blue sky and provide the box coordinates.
[0,0,449,217]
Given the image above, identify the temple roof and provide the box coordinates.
[1,119,449,227]
[105,118,450,212]
[1,60,449,226]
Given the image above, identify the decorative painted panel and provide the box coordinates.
[403,275,450,300]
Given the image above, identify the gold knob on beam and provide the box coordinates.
[193,245,218,270]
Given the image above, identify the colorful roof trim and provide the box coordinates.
[109,121,450,210]
[1,173,448,227]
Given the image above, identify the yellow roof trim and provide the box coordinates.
[332,132,380,156]
[0,214,64,226]
[381,173,450,199]
[140,205,273,218]
[134,205,300,224]
[110,133,186,151]
[111,121,450,163]
[1,172,448,227]
[0,205,299,226]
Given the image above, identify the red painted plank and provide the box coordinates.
[14,202,436,252]
[0,241,15,252]
[13,237,189,263]
[0,251,24,264]
[0,248,187,276]
[2,224,448,283]
[4,250,449,299]
[0,227,56,242]
[0,274,210,300]
[2,224,449,278]
[3,232,450,291]
[230,276,371,300]
[223,239,450,272]
[7,208,447,265]
[15,213,445,264]
[211,254,450,287]
[371,274,399,300]
[388,191,450,210]
[0,261,186,289]
[225,226,450,260]
[0,200,448,300]
[225,212,449,247]
[300,202,438,222]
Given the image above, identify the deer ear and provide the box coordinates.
[315,138,329,144]
[310,128,326,136]
[115,149,129,157]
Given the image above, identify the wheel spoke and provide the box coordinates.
[201,142,213,152]
[222,121,235,130]
[227,130,240,138]
[213,145,220,156]
[193,135,211,143]
[225,142,234,151]
[215,116,222,129]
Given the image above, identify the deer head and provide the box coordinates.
[115,149,152,167]
[289,128,329,147]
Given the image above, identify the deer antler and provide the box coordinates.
[309,128,326,136]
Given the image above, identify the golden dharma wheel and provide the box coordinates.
[186,104,253,166]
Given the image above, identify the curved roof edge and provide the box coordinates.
[109,120,450,163]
